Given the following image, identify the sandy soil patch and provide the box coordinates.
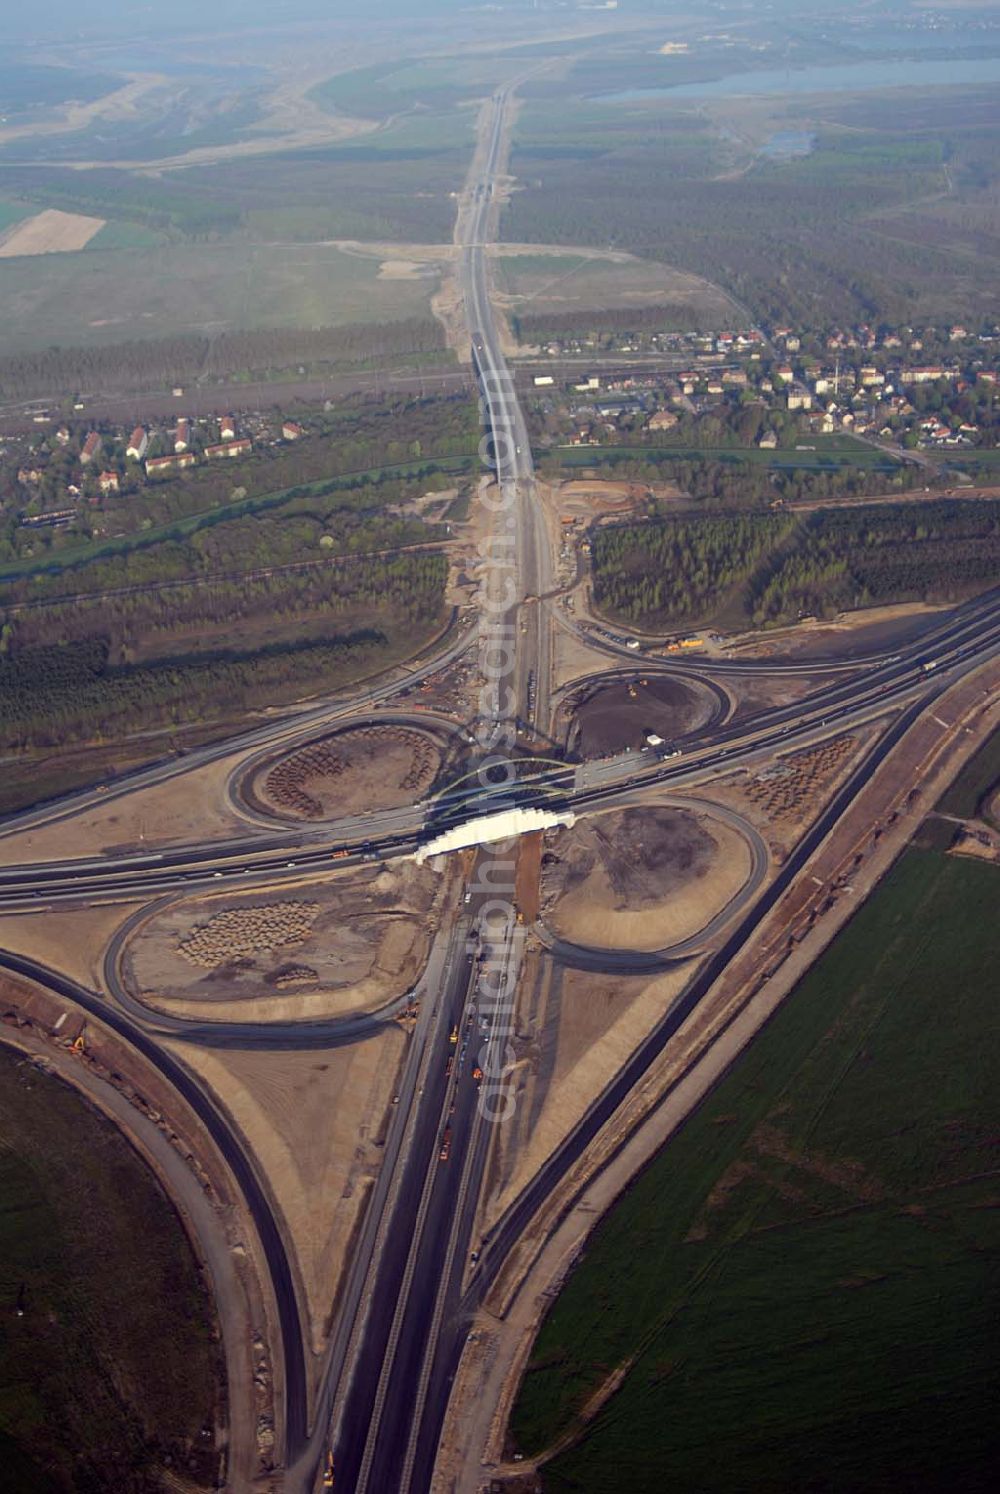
[725,601,947,663]
[482,958,692,1233]
[0,747,253,865]
[541,806,751,951]
[0,901,141,992]
[497,246,738,329]
[555,478,647,519]
[0,209,105,257]
[572,675,716,757]
[728,672,829,720]
[378,259,437,281]
[121,863,438,1022]
[248,724,442,823]
[167,1030,404,1361]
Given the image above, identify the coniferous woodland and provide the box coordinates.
[0,321,448,402]
[592,499,1000,629]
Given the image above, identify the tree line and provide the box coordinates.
[0,320,448,402]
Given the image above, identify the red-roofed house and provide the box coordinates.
[206,438,251,460]
[126,427,148,461]
[80,431,102,465]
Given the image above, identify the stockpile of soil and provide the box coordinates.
[542,806,751,952]
[574,677,713,758]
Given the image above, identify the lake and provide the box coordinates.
[600,54,1000,102]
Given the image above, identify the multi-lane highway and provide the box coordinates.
[1,581,997,914]
[2,77,999,1494]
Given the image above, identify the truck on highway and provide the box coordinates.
[439,1127,452,1162]
[922,659,938,672]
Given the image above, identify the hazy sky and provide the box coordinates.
[2,0,484,41]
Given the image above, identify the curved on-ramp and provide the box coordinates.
[0,945,310,1464]
[532,796,768,972]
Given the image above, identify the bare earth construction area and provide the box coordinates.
[121,863,440,1022]
[247,724,444,822]
[541,806,753,951]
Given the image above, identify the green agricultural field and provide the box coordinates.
[0,239,440,353]
[0,1044,222,1490]
[512,847,1000,1492]
[936,725,1000,823]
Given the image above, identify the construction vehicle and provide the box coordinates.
[449,1025,458,1045]
[323,1451,335,1488]
[472,1066,483,1083]
[71,1031,86,1056]
[439,1127,452,1162]
[332,849,350,860]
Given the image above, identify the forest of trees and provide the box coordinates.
[0,320,449,402]
[0,631,405,750]
[505,100,995,329]
[592,514,794,623]
[591,499,1000,629]
[751,500,1000,623]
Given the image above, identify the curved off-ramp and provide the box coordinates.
[532,796,769,973]
[226,711,466,832]
[102,894,425,1051]
[556,662,737,740]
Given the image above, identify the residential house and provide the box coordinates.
[98,470,120,495]
[282,420,305,441]
[80,431,102,465]
[206,438,252,460]
[219,416,237,441]
[146,455,176,476]
[174,418,190,453]
[648,410,679,432]
[758,430,778,449]
[126,427,148,462]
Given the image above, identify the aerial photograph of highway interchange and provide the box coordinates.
[1,0,999,1490]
